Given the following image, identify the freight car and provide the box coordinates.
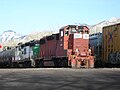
[89,23,120,67]
[39,25,94,68]
[89,32,103,67]
[102,23,120,67]
[0,47,15,67]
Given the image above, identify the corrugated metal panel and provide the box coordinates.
[102,23,120,64]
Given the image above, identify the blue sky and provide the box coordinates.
[0,0,120,35]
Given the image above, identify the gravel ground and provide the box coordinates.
[0,68,120,90]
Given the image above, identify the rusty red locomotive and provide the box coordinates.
[39,25,94,68]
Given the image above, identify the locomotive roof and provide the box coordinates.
[15,40,39,48]
[60,25,87,29]
[90,32,102,36]
[103,22,120,29]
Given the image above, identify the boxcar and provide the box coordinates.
[102,23,120,67]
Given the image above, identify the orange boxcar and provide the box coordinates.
[102,23,120,67]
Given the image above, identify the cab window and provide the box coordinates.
[61,31,63,37]
[65,30,69,36]
[71,29,77,33]
[78,29,83,33]
[85,31,89,34]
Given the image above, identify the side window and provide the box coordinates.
[24,48,26,54]
[76,25,78,29]
[65,30,69,36]
[61,31,63,37]
[85,31,89,34]
[18,47,21,51]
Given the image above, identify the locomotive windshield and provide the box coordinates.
[71,29,77,33]
[70,28,84,34]
[63,25,89,36]
[70,26,85,34]
[78,29,83,33]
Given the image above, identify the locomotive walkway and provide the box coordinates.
[0,68,120,90]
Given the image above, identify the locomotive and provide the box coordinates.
[0,25,94,68]
[39,25,94,68]
[0,40,40,67]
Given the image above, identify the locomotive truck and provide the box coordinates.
[0,25,94,68]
